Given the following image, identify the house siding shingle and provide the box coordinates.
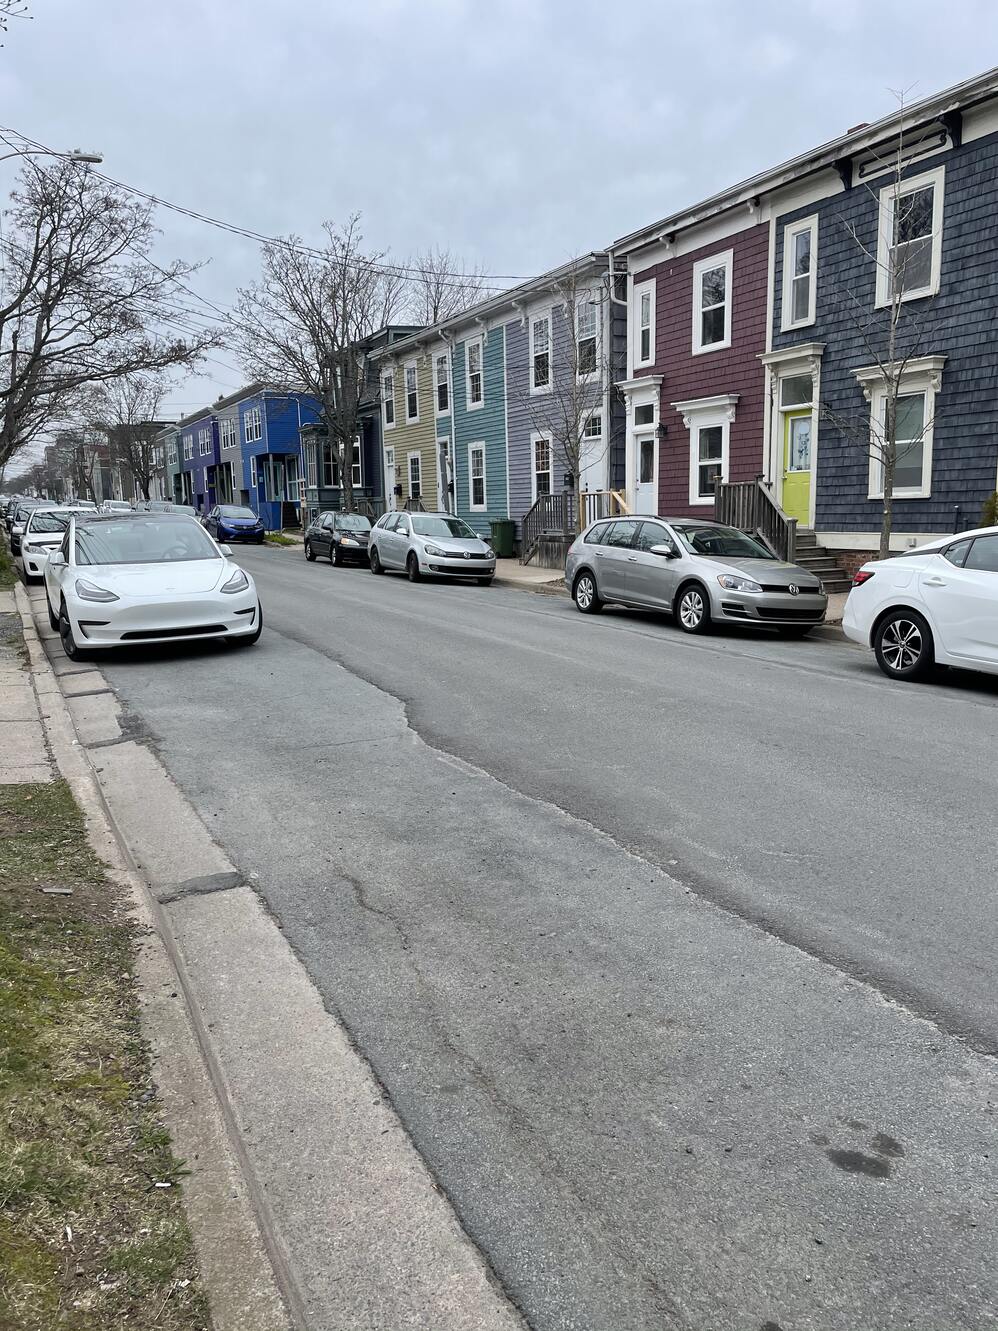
[453,328,508,534]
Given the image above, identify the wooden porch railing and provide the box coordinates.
[403,496,426,512]
[352,496,387,520]
[520,491,576,564]
[714,476,797,563]
[579,489,630,527]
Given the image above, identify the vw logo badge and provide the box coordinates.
[788,583,799,596]
[464,551,470,559]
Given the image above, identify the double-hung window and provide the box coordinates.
[781,217,818,330]
[530,315,550,392]
[382,371,395,428]
[408,451,421,498]
[634,280,655,369]
[532,434,552,500]
[183,434,193,462]
[466,339,483,409]
[583,412,602,440]
[576,300,599,378]
[692,250,732,354]
[168,442,178,466]
[469,444,486,510]
[876,166,944,306]
[435,353,449,414]
[351,435,362,487]
[405,362,419,422]
[871,391,930,497]
[244,406,263,443]
[694,425,725,500]
[199,427,211,457]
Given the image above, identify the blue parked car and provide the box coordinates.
[203,504,265,544]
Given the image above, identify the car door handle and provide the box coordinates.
[924,576,947,586]
[627,556,638,562]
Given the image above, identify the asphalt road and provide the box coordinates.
[98,545,997,1331]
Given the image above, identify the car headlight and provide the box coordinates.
[221,567,250,594]
[339,536,358,546]
[423,544,447,557]
[717,573,763,593]
[75,578,119,603]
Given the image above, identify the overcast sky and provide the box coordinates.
[3,0,997,423]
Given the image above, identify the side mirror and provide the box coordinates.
[649,543,679,559]
[49,551,65,566]
[220,544,233,556]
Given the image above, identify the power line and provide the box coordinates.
[0,125,528,291]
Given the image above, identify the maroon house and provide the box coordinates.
[612,206,771,521]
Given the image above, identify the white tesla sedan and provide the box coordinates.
[43,512,263,660]
[843,525,998,680]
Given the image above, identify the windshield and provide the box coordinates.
[411,515,478,539]
[336,514,371,532]
[219,505,257,519]
[27,511,72,534]
[673,524,776,560]
[74,516,221,566]
[145,501,171,511]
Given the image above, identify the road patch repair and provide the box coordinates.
[13,583,525,1331]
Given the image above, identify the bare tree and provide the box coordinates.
[0,159,220,474]
[821,94,942,559]
[406,246,486,325]
[0,1,29,42]
[83,373,172,501]
[513,264,614,533]
[236,214,407,513]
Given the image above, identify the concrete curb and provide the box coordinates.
[13,584,295,1331]
[14,584,527,1331]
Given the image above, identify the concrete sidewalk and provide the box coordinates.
[0,586,52,783]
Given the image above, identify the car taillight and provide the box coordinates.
[852,570,875,586]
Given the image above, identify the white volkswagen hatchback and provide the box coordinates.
[843,526,998,681]
[43,512,262,660]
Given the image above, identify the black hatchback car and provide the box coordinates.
[304,511,372,565]
[202,504,265,543]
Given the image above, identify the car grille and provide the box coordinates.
[756,607,825,621]
[759,583,822,594]
[121,624,228,640]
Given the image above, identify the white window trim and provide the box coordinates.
[407,449,422,498]
[244,406,263,444]
[250,456,258,489]
[404,359,420,424]
[781,215,818,332]
[351,435,362,488]
[382,370,396,430]
[691,249,733,356]
[633,278,656,371]
[465,337,484,412]
[434,351,450,418]
[575,296,601,383]
[468,442,487,511]
[183,435,193,461]
[855,357,945,501]
[672,394,738,506]
[529,310,552,396]
[875,165,945,309]
[530,431,553,504]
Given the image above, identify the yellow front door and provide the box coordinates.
[782,410,812,526]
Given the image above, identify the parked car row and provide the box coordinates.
[305,509,497,583]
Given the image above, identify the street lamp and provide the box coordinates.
[0,146,102,165]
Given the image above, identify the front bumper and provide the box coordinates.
[715,589,827,626]
[21,547,58,577]
[68,590,260,648]
[219,528,265,542]
[421,555,496,578]
[335,543,370,561]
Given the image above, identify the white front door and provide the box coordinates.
[634,434,657,513]
[438,438,454,512]
[384,445,396,509]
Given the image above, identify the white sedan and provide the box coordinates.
[843,525,998,680]
[43,512,262,660]
[18,505,92,582]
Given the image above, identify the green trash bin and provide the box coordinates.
[489,518,516,558]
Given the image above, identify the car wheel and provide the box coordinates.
[231,602,264,647]
[304,540,316,562]
[58,603,87,661]
[776,625,813,638]
[874,609,934,681]
[46,593,59,631]
[573,570,602,614]
[477,577,493,587]
[676,583,711,634]
[370,546,384,575]
[331,545,341,566]
[406,553,421,583]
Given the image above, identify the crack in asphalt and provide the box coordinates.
[266,613,998,1059]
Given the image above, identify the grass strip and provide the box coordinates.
[0,780,209,1330]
